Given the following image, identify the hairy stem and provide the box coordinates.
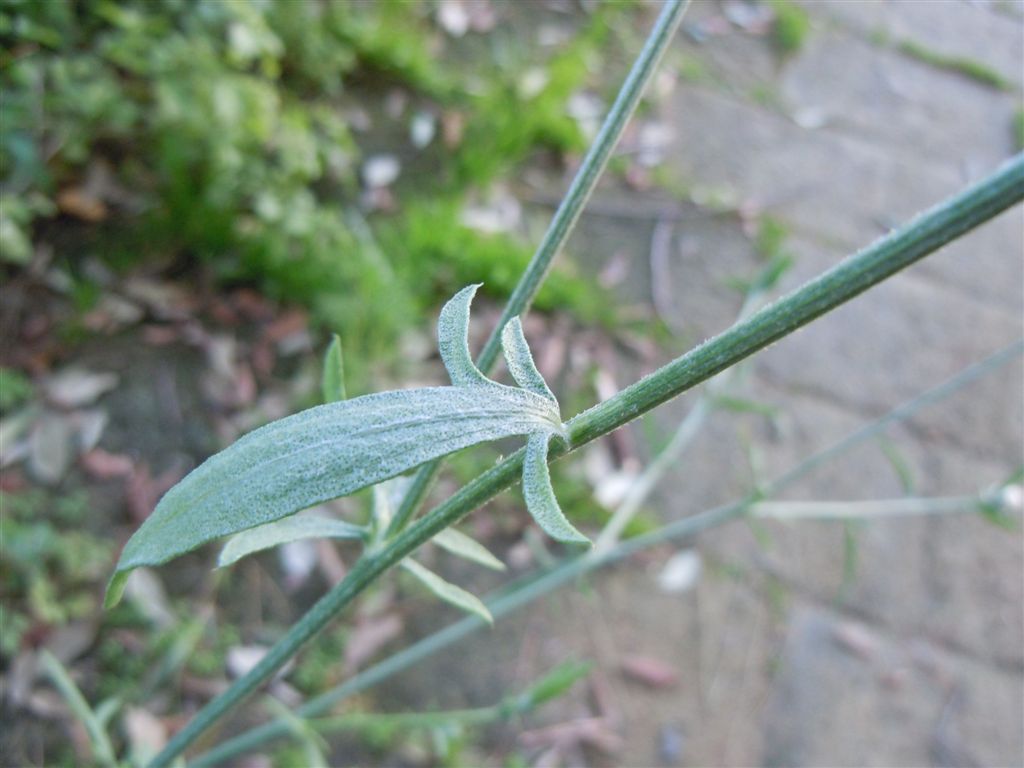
[386,0,691,535]
[152,155,1023,767]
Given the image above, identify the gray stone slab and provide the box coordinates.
[660,83,1011,259]
[780,28,1020,171]
[818,0,1024,86]
[762,604,1024,768]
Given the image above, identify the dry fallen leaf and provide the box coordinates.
[620,655,680,689]
[833,621,880,661]
[126,462,184,522]
[56,187,108,222]
[657,549,703,594]
[520,717,624,755]
[123,707,168,764]
[28,410,74,485]
[45,368,118,409]
[80,448,135,480]
[227,645,294,680]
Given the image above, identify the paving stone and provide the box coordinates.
[660,84,1006,254]
[817,0,1024,85]
[780,28,1019,171]
[762,604,1024,768]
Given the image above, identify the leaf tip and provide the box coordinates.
[104,570,130,609]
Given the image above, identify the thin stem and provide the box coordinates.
[750,496,982,520]
[191,339,1023,768]
[164,155,1024,767]
[312,705,499,734]
[386,0,691,536]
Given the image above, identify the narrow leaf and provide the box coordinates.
[878,436,915,494]
[501,316,556,403]
[517,660,593,710]
[40,651,118,768]
[321,334,346,404]
[108,384,561,605]
[433,528,506,571]
[401,558,493,625]
[437,284,491,387]
[523,433,591,547]
[218,515,366,568]
[264,696,329,768]
[712,395,778,416]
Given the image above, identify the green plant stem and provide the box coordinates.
[751,496,984,520]
[162,156,1023,767]
[191,339,1022,768]
[386,0,691,536]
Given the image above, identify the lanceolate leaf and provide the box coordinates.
[107,385,562,606]
[432,528,506,571]
[501,317,556,404]
[517,660,593,710]
[218,515,367,568]
[522,433,591,547]
[321,334,346,404]
[401,558,493,625]
[438,284,491,387]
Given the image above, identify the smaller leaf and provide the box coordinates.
[523,433,591,547]
[105,571,129,610]
[433,528,506,571]
[712,395,778,417]
[264,696,329,768]
[218,515,366,568]
[321,334,346,404]
[977,498,1018,531]
[40,650,118,768]
[501,316,556,403]
[751,253,794,293]
[517,660,592,710]
[401,558,493,625]
[437,284,491,387]
[878,436,915,494]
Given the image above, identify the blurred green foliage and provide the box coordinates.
[0,365,33,410]
[770,0,810,57]
[1,0,620,372]
[0,489,111,652]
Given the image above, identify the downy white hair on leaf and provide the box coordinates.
[106,285,586,608]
